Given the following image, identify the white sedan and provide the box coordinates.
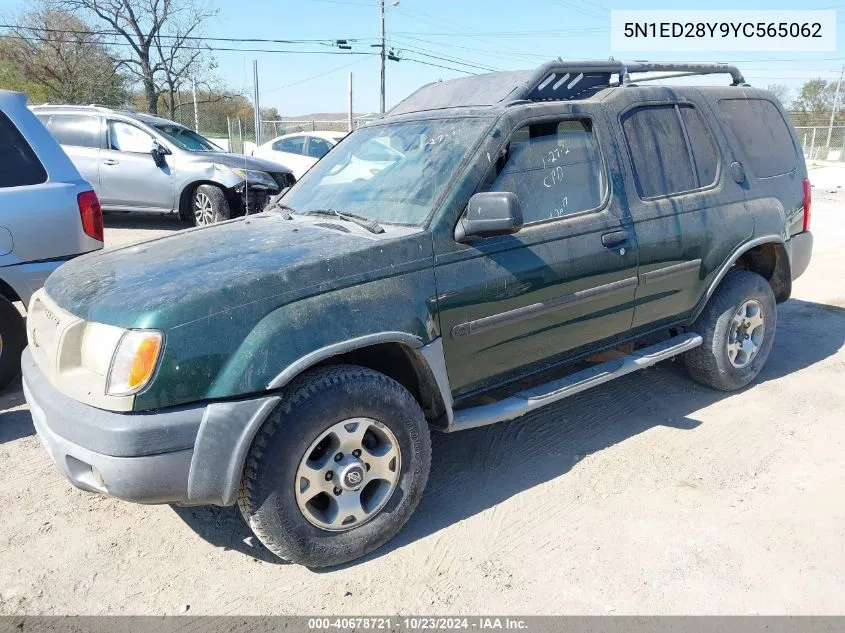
[251,131,346,180]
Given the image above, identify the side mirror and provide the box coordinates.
[455,192,523,243]
[151,143,171,167]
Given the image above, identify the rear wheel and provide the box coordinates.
[683,270,776,391]
[0,297,26,392]
[237,364,431,567]
[193,184,230,226]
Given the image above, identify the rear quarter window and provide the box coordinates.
[46,114,101,149]
[0,111,48,188]
[718,98,797,178]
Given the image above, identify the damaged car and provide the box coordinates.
[32,105,295,225]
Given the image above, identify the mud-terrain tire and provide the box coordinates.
[193,184,230,226]
[238,364,432,567]
[0,297,26,392]
[683,270,776,391]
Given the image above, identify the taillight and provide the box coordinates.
[77,190,103,242]
[802,177,812,231]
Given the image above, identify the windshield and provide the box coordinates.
[282,118,491,226]
[154,124,222,152]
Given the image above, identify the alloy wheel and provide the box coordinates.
[727,299,765,368]
[194,191,214,225]
[294,417,401,531]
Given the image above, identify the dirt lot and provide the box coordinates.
[1,176,844,615]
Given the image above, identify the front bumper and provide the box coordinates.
[22,348,279,506]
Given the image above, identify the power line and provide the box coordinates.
[0,32,375,55]
[542,0,606,21]
[401,57,477,75]
[391,34,561,63]
[262,54,376,93]
[389,41,500,72]
[310,0,375,5]
[0,23,372,45]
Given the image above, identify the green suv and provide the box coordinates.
[22,61,813,567]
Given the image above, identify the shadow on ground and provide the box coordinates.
[0,378,32,444]
[103,212,184,232]
[112,299,845,565]
[170,504,283,563]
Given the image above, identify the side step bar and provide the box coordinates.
[446,332,702,433]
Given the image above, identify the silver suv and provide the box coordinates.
[0,90,103,391]
[32,105,294,226]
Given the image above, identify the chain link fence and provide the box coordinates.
[183,114,379,155]
[172,101,845,161]
[793,125,845,161]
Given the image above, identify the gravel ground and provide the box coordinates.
[1,177,843,615]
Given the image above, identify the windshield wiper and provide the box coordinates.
[304,209,384,234]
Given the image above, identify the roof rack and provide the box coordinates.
[29,103,133,113]
[514,60,746,102]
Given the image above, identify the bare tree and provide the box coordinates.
[766,84,792,108]
[58,0,217,114]
[2,6,127,105]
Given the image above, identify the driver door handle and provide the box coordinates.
[102,158,119,166]
[601,231,627,248]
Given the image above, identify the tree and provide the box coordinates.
[766,84,791,108]
[793,79,835,115]
[1,6,127,105]
[58,0,217,114]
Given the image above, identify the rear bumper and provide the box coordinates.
[0,258,73,307]
[788,231,813,281]
[21,347,279,506]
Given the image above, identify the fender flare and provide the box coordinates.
[188,332,453,506]
[266,331,425,389]
[692,234,788,322]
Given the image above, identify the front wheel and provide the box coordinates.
[237,365,432,567]
[0,297,26,392]
[683,270,777,391]
[193,184,231,226]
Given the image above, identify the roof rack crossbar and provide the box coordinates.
[624,61,745,85]
[513,59,746,103]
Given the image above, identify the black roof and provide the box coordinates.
[388,59,747,117]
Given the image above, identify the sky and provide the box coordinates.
[2,0,845,116]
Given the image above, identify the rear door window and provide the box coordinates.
[622,104,719,199]
[481,118,606,223]
[274,136,306,154]
[0,111,48,188]
[718,98,797,178]
[307,137,332,159]
[45,114,101,148]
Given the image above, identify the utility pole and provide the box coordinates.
[253,59,262,146]
[192,80,199,132]
[379,0,386,114]
[825,65,844,155]
[348,72,354,132]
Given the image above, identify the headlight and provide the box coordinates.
[106,330,163,396]
[231,168,278,189]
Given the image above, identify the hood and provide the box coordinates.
[186,151,291,174]
[45,214,418,329]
